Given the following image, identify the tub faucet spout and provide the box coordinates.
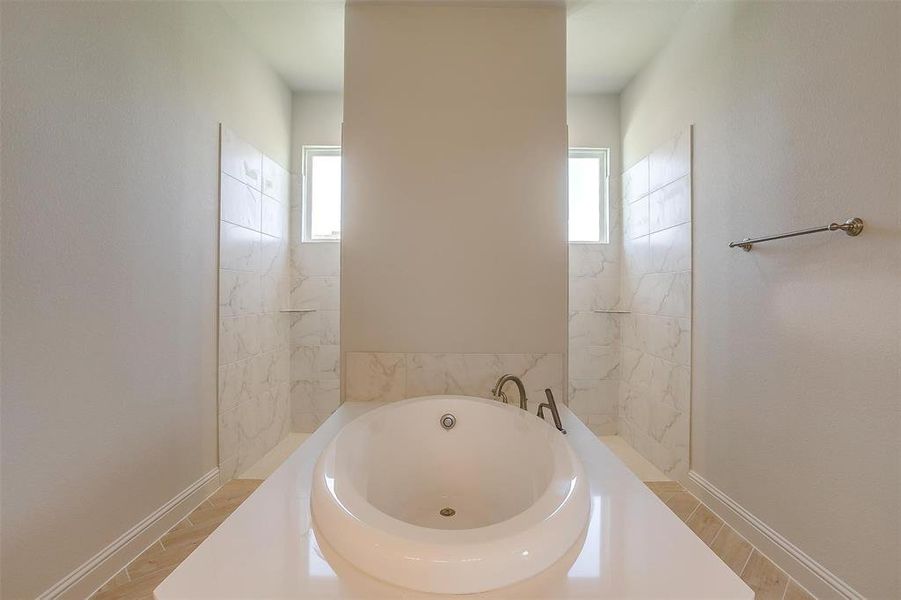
[491,374,528,411]
[537,389,566,434]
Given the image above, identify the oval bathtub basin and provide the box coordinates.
[311,395,590,594]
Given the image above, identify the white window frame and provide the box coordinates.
[568,147,609,244]
[302,145,341,243]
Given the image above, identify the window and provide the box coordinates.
[303,146,341,241]
[568,148,609,243]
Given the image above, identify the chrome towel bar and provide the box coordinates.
[729,217,863,251]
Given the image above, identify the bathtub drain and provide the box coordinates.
[439,507,456,517]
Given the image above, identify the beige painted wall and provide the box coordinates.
[0,3,291,597]
[567,94,621,172]
[341,4,567,363]
[621,3,900,596]
[290,92,344,172]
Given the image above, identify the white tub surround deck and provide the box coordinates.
[155,402,752,599]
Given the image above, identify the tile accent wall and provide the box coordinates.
[345,352,563,411]
[568,242,622,434]
[218,127,291,480]
[288,180,341,431]
[619,127,692,478]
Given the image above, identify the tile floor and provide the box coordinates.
[646,480,814,600]
[91,479,263,600]
[92,436,818,600]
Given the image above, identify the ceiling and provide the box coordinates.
[220,1,346,92]
[220,1,693,94]
[566,1,693,93]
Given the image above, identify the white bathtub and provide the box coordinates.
[310,395,590,594]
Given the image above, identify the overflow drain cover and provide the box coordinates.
[440,507,456,517]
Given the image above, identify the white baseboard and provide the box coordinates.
[686,470,862,600]
[38,468,220,600]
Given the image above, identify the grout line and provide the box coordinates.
[708,524,726,549]
[738,548,754,579]
[684,501,701,522]
[708,521,725,547]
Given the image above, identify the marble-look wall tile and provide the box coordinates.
[345,352,406,402]
[290,312,321,347]
[586,414,617,436]
[569,243,619,278]
[220,174,262,232]
[260,237,288,313]
[568,378,618,416]
[320,310,340,345]
[344,352,564,411]
[218,129,292,480]
[291,276,339,311]
[219,315,260,365]
[404,353,480,397]
[310,378,340,417]
[569,275,621,312]
[219,359,254,412]
[316,345,340,380]
[262,156,289,203]
[569,345,620,380]
[622,234,652,280]
[259,312,288,353]
[567,175,624,429]
[622,314,691,366]
[291,242,340,279]
[261,197,283,238]
[649,222,691,273]
[221,127,263,190]
[569,311,619,348]
[649,176,691,233]
[293,344,339,380]
[650,358,690,412]
[619,127,692,479]
[622,157,649,204]
[649,127,691,193]
[288,168,341,431]
[220,222,260,272]
[495,353,564,405]
[625,196,650,240]
[219,270,261,317]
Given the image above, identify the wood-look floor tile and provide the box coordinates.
[206,479,263,508]
[90,481,264,600]
[93,567,172,600]
[645,481,685,502]
[664,491,700,521]
[160,520,220,552]
[95,568,130,594]
[783,579,816,600]
[709,525,753,575]
[127,540,200,582]
[740,550,789,599]
[685,504,724,546]
[187,499,241,529]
